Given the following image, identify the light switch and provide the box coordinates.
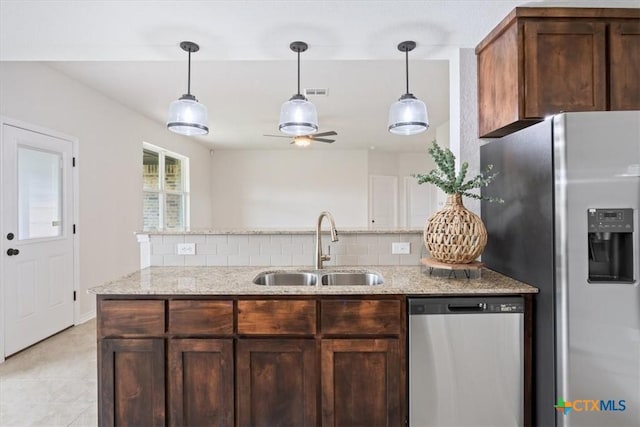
[392,242,410,255]
[176,243,196,255]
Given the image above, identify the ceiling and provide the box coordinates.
[1,0,637,151]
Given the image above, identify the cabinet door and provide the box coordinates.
[524,20,607,117]
[168,339,234,427]
[99,339,165,427]
[237,339,317,426]
[610,21,640,110]
[321,339,401,427]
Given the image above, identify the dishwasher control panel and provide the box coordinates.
[409,297,524,315]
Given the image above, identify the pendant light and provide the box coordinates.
[167,41,209,136]
[388,41,429,135]
[279,41,318,135]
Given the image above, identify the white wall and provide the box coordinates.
[210,149,368,228]
[0,62,212,319]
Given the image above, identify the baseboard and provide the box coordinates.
[78,310,96,324]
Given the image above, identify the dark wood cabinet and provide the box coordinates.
[476,7,640,138]
[321,339,401,427]
[168,339,234,427]
[94,295,422,426]
[236,339,317,426]
[99,338,165,427]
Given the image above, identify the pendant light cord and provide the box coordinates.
[405,48,409,95]
[297,49,301,96]
[187,49,192,96]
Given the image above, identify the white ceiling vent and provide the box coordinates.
[304,88,328,96]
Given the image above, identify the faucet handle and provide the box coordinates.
[321,245,331,262]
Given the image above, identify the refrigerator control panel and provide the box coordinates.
[588,208,634,232]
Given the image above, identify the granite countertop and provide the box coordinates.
[137,228,423,235]
[89,265,538,296]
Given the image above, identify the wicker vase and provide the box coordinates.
[424,193,487,264]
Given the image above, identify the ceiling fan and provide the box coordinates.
[263,131,337,147]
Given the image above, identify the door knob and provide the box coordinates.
[6,232,14,240]
[6,248,19,256]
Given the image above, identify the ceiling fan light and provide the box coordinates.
[167,95,209,136]
[279,96,318,135]
[293,136,312,147]
[388,94,429,135]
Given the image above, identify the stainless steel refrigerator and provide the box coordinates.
[480,111,640,427]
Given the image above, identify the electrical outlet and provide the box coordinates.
[392,242,410,255]
[176,243,196,255]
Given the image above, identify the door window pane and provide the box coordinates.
[165,194,184,229]
[165,155,182,191]
[143,192,160,230]
[18,147,62,239]
[143,149,159,190]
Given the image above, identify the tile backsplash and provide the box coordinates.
[140,232,426,268]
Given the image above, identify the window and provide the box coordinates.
[143,143,190,231]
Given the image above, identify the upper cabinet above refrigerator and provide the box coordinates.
[475,7,640,138]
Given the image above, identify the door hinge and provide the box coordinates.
[73,291,77,301]
[72,157,76,167]
[73,224,76,234]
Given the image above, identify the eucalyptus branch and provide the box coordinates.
[411,140,504,203]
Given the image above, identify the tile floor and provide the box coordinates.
[0,319,97,426]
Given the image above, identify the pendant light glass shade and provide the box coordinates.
[278,41,319,135]
[388,94,428,135]
[279,94,318,135]
[167,41,209,136]
[388,41,429,136]
[168,95,209,136]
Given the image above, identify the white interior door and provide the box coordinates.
[2,123,75,357]
[405,177,437,228]
[369,175,397,228]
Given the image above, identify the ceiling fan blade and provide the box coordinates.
[263,134,292,139]
[313,131,337,137]
[314,138,335,143]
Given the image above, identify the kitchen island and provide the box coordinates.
[91,265,537,427]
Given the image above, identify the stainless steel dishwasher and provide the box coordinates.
[408,297,524,427]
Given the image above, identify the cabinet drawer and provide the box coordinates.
[99,300,165,337]
[238,300,316,335]
[321,300,401,335]
[169,300,233,335]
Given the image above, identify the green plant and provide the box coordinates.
[412,140,503,203]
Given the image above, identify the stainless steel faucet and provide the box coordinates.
[315,211,338,269]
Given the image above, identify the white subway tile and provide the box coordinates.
[206,255,228,266]
[331,242,347,255]
[399,253,421,266]
[184,255,207,266]
[357,255,379,266]
[270,254,293,266]
[217,240,239,255]
[228,255,250,266]
[163,235,185,245]
[270,235,292,245]
[206,235,228,245]
[152,244,174,255]
[196,244,217,255]
[186,235,207,245]
[163,255,185,266]
[356,234,379,244]
[260,243,282,256]
[335,254,358,266]
[281,242,303,255]
[378,254,400,265]
[150,255,164,266]
[249,255,271,266]
[248,235,271,245]
[291,254,313,267]
[150,235,163,245]
[346,244,368,255]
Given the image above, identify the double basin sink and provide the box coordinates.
[253,270,384,286]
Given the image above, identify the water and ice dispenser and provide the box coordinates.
[588,208,635,283]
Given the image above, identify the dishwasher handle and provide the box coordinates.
[447,303,487,312]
